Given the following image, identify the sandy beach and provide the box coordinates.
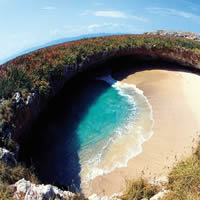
[83,65,200,196]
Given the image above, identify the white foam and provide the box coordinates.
[80,74,154,185]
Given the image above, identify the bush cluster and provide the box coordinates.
[1,35,200,101]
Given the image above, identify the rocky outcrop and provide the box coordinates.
[12,179,77,200]
[12,91,41,141]
[88,193,122,200]
[0,147,17,166]
[11,178,169,200]
[150,190,169,200]
[144,30,200,41]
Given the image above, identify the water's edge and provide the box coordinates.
[80,74,154,187]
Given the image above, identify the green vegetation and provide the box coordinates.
[1,35,200,100]
[0,184,12,200]
[0,162,39,185]
[0,161,39,199]
[1,35,200,134]
[0,66,32,99]
[0,100,14,132]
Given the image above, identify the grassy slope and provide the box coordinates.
[121,142,200,200]
[163,142,200,200]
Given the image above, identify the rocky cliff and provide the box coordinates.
[145,30,200,41]
[1,33,200,199]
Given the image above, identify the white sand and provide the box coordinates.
[83,68,200,196]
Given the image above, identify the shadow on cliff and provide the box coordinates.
[109,56,200,81]
[19,74,110,192]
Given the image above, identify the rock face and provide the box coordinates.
[0,147,17,166]
[12,91,41,141]
[13,179,76,200]
[144,30,200,41]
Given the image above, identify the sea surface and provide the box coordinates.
[25,75,154,190]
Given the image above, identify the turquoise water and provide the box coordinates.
[77,82,135,161]
[23,75,153,190]
[77,78,137,183]
[77,85,133,148]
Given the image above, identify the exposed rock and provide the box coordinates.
[88,194,101,200]
[12,90,41,140]
[150,190,169,200]
[110,193,122,200]
[26,95,33,105]
[144,30,200,41]
[14,92,22,104]
[12,92,24,110]
[13,179,76,200]
[0,98,4,105]
[88,193,122,200]
[0,147,17,166]
[25,92,38,105]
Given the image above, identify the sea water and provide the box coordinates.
[80,75,154,184]
[28,75,154,190]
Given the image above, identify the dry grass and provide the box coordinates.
[121,142,200,200]
[121,178,160,200]
[162,142,200,200]
[0,183,13,200]
[0,161,39,199]
[0,161,39,185]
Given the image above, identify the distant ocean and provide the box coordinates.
[27,75,154,190]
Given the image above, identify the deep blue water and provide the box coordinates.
[21,78,137,190]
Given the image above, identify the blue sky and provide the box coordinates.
[1,0,200,63]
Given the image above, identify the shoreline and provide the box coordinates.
[82,67,200,197]
[80,76,154,185]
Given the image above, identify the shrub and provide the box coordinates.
[0,66,32,99]
[1,35,200,100]
[0,137,18,154]
[163,142,200,200]
[0,184,12,200]
[0,100,14,132]
[0,161,39,185]
[34,80,50,97]
[121,178,160,200]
